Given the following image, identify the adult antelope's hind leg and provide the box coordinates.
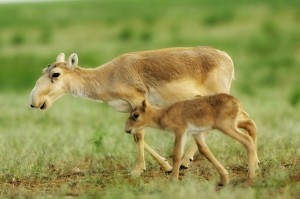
[193,133,229,186]
[132,129,146,176]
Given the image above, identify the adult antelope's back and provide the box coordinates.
[30,46,235,175]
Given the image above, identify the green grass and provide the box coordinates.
[0,0,300,198]
[0,92,299,198]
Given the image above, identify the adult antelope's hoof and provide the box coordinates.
[180,157,193,170]
[160,159,173,174]
[131,167,146,177]
[255,160,261,172]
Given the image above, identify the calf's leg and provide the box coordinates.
[193,133,229,186]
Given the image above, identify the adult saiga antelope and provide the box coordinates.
[30,46,234,176]
[125,95,258,185]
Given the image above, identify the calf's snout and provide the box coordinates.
[125,129,132,134]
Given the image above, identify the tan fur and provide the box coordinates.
[125,94,258,185]
[30,46,235,175]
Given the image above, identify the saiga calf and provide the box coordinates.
[125,94,258,185]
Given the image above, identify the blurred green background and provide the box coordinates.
[0,0,300,198]
[1,0,299,103]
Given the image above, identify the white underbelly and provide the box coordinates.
[186,123,212,135]
[148,79,203,107]
[108,99,132,112]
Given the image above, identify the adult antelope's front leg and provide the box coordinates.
[132,129,172,176]
[144,143,173,173]
[132,129,146,176]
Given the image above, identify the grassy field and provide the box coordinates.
[0,0,300,198]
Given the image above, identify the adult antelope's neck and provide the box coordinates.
[67,66,111,102]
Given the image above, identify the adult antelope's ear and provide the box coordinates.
[67,53,78,69]
[56,53,65,62]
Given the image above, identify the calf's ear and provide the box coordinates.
[141,100,147,112]
[67,53,78,69]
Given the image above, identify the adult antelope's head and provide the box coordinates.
[30,53,78,110]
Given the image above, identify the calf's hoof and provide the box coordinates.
[179,165,188,170]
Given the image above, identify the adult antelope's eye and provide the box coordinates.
[51,73,60,78]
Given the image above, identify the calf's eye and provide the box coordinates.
[133,113,139,119]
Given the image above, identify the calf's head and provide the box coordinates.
[125,100,153,134]
[30,53,78,110]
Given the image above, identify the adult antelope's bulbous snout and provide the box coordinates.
[29,100,48,110]
[29,87,47,109]
[29,89,35,108]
